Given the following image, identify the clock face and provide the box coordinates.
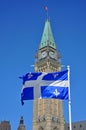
[49,51,54,58]
[41,51,47,58]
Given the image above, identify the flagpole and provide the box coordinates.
[67,65,72,130]
[45,6,49,20]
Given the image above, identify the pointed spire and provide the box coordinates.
[39,19,56,49]
[17,116,26,130]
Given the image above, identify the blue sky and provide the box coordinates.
[0,0,86,130]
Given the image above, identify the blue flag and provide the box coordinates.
[20,70,68,105]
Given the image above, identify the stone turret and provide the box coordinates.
[0,121,11,130]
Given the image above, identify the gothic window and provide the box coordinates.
[38,115,45,122]
[52,116,58,122]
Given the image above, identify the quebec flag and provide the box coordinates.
[20,70,68,105]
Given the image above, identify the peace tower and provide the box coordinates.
[33,19,65,130]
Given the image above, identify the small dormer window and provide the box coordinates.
[53,43,54,46]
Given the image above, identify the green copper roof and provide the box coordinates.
[39,19,56,49]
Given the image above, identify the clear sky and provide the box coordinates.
[0,0,86,130]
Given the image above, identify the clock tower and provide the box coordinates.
[32,19,65,130]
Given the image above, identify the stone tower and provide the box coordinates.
[32,19,65,130]
[17,116,26,130]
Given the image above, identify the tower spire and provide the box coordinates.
[33,10,64,130]
[35,13,61,72]
[39,18,56,49]
[39,6,57,49]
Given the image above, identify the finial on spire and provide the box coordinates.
[44,6,49,20]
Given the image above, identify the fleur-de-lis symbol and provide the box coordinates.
[53,73,58,78]
[53,89,60,97]
[28,73,33,79]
